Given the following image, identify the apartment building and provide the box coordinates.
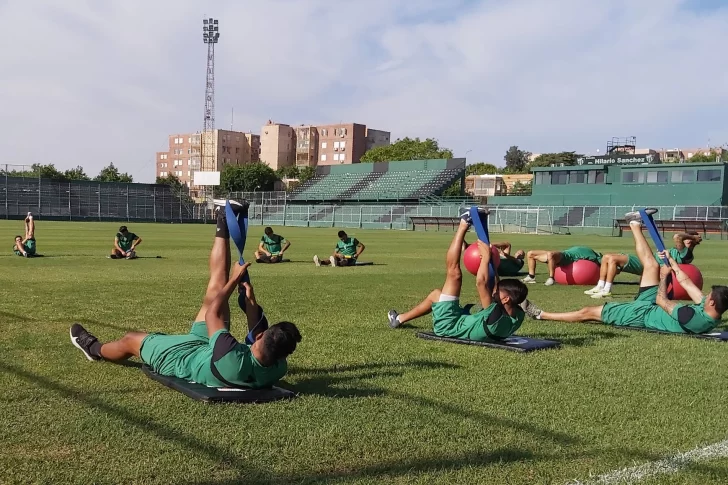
[156,129,260,186]
[260,121,295,170]
[294,125,319,167]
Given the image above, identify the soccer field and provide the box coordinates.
[1,220,727,484]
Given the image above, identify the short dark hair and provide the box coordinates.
[337,230,347,238]
[14,235,22,240]
[119,225,128,233]
[499,279,529,305]
[710,286,728,314]
[259,321,302,365]
[264,226,273,234]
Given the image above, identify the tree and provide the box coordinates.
[32,163,68,181]
[275,165,300,179]
[94,163,133,183]
[64,166,90,181]
[686,151,721,164]
[220,162,278,193]
[528,151,582,169]
[466,163,499,175]
[442,181,464,197]
[509,180,532,195]
[503,146,531,173]
[298,166,316,184]
[156,173,184,191]
[360,137,453,163]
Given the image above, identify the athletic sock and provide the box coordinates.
[597,280,605,289]
[89,341,103,359]
[528,274,535,279]
[603,283,612,293]
[215,213,230,239]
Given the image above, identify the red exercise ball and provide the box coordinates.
[554,259,600,286]
[463,244,500,276]
[667,264,703,300]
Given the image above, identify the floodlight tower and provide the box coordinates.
[200,18,220,201]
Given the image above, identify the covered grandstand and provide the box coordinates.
[288,159,466,202]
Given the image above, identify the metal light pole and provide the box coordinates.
[201,18,220,204]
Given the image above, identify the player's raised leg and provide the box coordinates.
[624,209,660,288]
[388,210,475,328]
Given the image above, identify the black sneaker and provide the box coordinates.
[214,199,249,218]
[388,310,401,328]
[70,323,101,361]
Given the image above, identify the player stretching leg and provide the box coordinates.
[13,213,37,257]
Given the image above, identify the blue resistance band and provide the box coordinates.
[469,206,497,287]
[639,208,668,264]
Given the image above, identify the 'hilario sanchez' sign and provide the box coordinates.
[574,154,660,166]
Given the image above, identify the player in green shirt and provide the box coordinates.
[13,212,37,257]
[313,230,365,267]
[522,245,603,286]
[255,227,290,263]
[523,209,728,335]
[70,200,302,389]
[110,226,142,259]
[388,211,528,341]
[585,232,702,298]
[462,240,525,276]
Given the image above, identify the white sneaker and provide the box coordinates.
[544,277,555,286]
[591,291,612,299]
[313,255,321,267]
[329,256,337,267]
[584,286,603,295]
[522,276,536,284]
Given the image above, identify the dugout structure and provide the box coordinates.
[288,159,466,203]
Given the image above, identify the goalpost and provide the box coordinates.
[492,207,553,234]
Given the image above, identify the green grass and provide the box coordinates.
[1,220,727,484]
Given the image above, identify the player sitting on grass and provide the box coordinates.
[70,200,302,389]
[585,232,702,298]
[110,226,142,259]
[255,227,290,263]
[522,246,602,286]
[313,230,365,267]
[388,211,528,341]
[13,212,37,258]
[523,209,728,334]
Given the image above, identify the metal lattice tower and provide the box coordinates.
[201,18,220,176]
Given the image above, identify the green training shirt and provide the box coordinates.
[644,297,719,334]
[261,234,285,254]
[335,237,359,257]
[498,257,525,277]
[462,303,525,341]
[117,232,138,251]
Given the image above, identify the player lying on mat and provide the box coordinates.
[313,230,365,267]
[522,246,602,286]
[463,240,526,277]
[71,201,302,389]
[255,227,290,263]
[585,232,702,298]
[523,209,728,334]
[388,211,529,341]
[13,212,37,257]
[110,225,142,259]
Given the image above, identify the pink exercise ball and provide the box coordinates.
[554,259,600,286]
[463,244,500,283]
[668,264,703,300]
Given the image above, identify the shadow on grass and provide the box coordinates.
[0,311,33,322]
[525,331,628,347]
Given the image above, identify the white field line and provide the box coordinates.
[569,438,728,485]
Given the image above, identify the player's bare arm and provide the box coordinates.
[205,262,250,337]
[475,240,493,309]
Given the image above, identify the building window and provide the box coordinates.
[187,171,191,177]
[321,129,328,136]
[671,170,696,183]
[622,171,645,184]
[340,141,346,150]
[321,142,327,149]
[552,172,568,185]
[587,170,605,184]
[334,141,340,150]
[535,172,551,185]
[646,171,668,183]
[321,154,327,162]
[569,170,586,184]
[697,169,721,182]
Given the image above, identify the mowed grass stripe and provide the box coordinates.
[0,220,726,484]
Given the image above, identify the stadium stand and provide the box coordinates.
[289,159,466,202]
